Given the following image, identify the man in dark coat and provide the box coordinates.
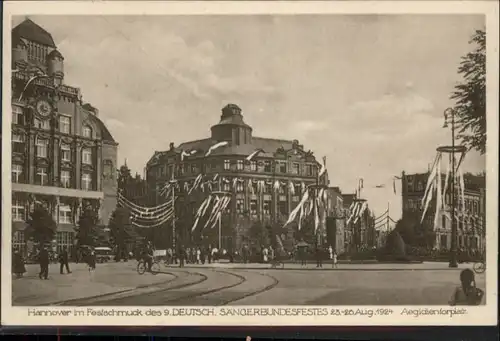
[59,249,72,274]
[39,247,49,279]
[315,244,323,268]
[178,245,185,268]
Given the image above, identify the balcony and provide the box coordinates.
[12,183,103,199]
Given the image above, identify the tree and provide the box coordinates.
[451,29,486,154]
[108,207,131,259]
[248,221,270,248]
[76,208,99,247]
[25,205,56,246]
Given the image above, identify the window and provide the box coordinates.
[264,182,272,194]
[250,200,258,215]
[82,173,92,191]
[12,133,25,153]
[263,200,271,215]
[223,182,231,192]
[224,160,230,170]
[59,205,72,224]
[236,181,244,193]
[13,231,26,256]
[12,200,25,221]
[305,164,313,176]
[34,118,50,130]
[236,199,245,214]
[191,163,197,174]
[12,164,23,183]
[36,167,48,186]
[237,160,244,171]
[83,126,92,138]
[12,106,24,125]
[442,215,446,230]
[250,161,257,171]
[36,138,48,158]
[264,161,271,172]
[292,163,300,175]
[60,170,71,188]
[278,161,287,173]
[82,148,92,165]
[59,116,71,134]
[56,231,74,256]
[60,144,71,161]
[279,201,288,215]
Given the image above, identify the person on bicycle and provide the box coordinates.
[142,242,154,272]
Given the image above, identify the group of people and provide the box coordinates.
[12,246,97,280]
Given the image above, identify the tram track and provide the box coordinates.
[52,269,208,306]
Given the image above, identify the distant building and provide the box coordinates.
[145,104,328,251]
[325,187,346,254]
[10,19,118,256]
[341,193,376,252]
[401,171,485,251]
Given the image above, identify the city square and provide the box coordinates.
[8,13,489,310]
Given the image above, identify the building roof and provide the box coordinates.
[176,136,298,159]
[85,111,116,143]
[12,19,56,48]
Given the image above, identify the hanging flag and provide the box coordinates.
[458,167,465,216]
[288,181,295,196]
[246,149,265,161]
[375,184,385,188]
[232,177,238,191]
[284,190,309,226]
[422,156,439,206]
[314,197,320,233]
[421,183,435,223]
[442,154,452,208]
[273,180,280,192]
[181,150,197,161]
[205,141,228,156]
[393,179,397,194]
[248,179,254,195]
[318,156,327,177]
[433,153,443,228]
[360,178,364,189]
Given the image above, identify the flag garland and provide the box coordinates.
[420,150,468,230]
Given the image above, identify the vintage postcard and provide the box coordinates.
[2,1,498,327]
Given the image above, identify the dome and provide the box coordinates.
[48,49,64,60]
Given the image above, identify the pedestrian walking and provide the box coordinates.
[12,249,26,278]
[262,247,269,263]
[178,245,186,268]
[315,244,323,268]
[449,269,484,306]
[332,251,338,269]
[207,244,212,264]
[196,248,201,264]
[59,249,72,274]
[38,247,49,280]
[328,245,333,261]
[87,250,96,272]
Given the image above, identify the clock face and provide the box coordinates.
[36,100,52,117]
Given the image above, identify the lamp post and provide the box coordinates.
[443,107,458,268]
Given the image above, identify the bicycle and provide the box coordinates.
[473,260,486,274]
[270,257,284,269]
[137,258,161,275]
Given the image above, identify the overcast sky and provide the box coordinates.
[13,15,485,219]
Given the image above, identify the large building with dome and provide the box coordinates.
[144,104,346,252]
[10,19,119,256]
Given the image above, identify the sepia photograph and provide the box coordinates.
[2,1,498,327]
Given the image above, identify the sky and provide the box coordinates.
[13,14,486,220]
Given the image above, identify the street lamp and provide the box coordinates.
[443,107,458,268]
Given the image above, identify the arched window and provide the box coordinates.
[83,125,92,138]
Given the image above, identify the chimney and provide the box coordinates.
[169,142,174,151]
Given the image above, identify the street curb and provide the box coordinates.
[45,271,175,306]
[166,266,468,272]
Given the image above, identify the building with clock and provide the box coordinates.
[10,19,119,257]
[144,103,340,252]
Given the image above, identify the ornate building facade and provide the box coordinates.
[145,104,328,251]
[10,19,118,256]
[401,171,486,251]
